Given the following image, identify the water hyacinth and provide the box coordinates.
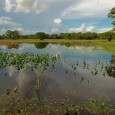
[0,52,60,70]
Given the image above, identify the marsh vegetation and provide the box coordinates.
[0,42,115,114]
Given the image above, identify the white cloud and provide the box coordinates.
[10,27,24,31]
[15,0,48,13]
[86,26,95,32]
[2,0,114,33]
[97,27,113,33]
[68,24,95,33]
[0,27,24,34]
[4,0,15,12]
[54,18,62,24]
[0,16,24,34]
[61,0,115,19]
[4,0,48,13]
[0,28,6,34]
[0,16,12,20]
[51,28,59,33]
[0,16,21,27]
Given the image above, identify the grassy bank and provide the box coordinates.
[0,39,115,44]
[0,39,115,52]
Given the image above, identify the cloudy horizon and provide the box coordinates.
[0,0,115,34]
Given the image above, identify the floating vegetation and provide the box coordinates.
[105,66,115,77]
[0,51,115,114]
[0,52,60,70]
[0,52,114,79]
[91,68,98,75]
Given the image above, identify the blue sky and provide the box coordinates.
[0,0,115,34]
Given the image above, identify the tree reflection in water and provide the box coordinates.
[106,54,115,78]
[34,43,49,49]
[7,44,20,49]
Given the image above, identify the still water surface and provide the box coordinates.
[0,43,115,104]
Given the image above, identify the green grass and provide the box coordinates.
[0,39,115,43]
[0,39,115,52]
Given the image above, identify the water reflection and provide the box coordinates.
[7,44,20,49]
[111,54,115,65]
[34,43,49,49]
[105,54,115,78]
[0,43,115,104]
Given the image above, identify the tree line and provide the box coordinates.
[0,30,114,41]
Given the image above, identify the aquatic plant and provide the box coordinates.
[0,52,60,70]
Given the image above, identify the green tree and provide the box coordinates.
[34,32,46,40]
[5,30,20,39]
[50,34,61,39]
[108,7,115,26]
[0,35,3,39]
[83,32,98,40]
[99,32,112,41]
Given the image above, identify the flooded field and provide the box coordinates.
[0,42,115,114]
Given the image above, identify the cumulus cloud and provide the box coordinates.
[61,0,115,19]
[0,16,24,34]
[0,17,12,20]
[10,27,24,31]
[68,24,95,33]
[2,0,114,33]
[0,28,6,34]
[4,0,48,13]
[97,27,113,33]
[0,27,24,34]
[4,0,15,12]
[54,18,62,24]
[51,28,59,33]
[86,26,95,32]
[0,16,21,27]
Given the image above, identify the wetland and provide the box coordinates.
[0,41,115,114]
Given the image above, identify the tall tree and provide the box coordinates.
[5,30,20,39]
[108,7,115,26]
[34,32,46,40]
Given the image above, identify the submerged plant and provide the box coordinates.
[0,52,60,71]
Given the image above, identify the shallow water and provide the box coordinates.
[0,43,115,104]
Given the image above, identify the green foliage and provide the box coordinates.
[34,32,46,40]
[0,52,60,70]
[5,30,20,39]
[83,32,98,40]
[108,7,115,18]
[0,35,3,39]
[99,32,114,41]
[59,32,98,40]
[0,29,114,40]
[108,7,115,26]
[50,34,61,39]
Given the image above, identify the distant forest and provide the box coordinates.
[0,29,115,41]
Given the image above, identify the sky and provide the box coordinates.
[0,0,115,34]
